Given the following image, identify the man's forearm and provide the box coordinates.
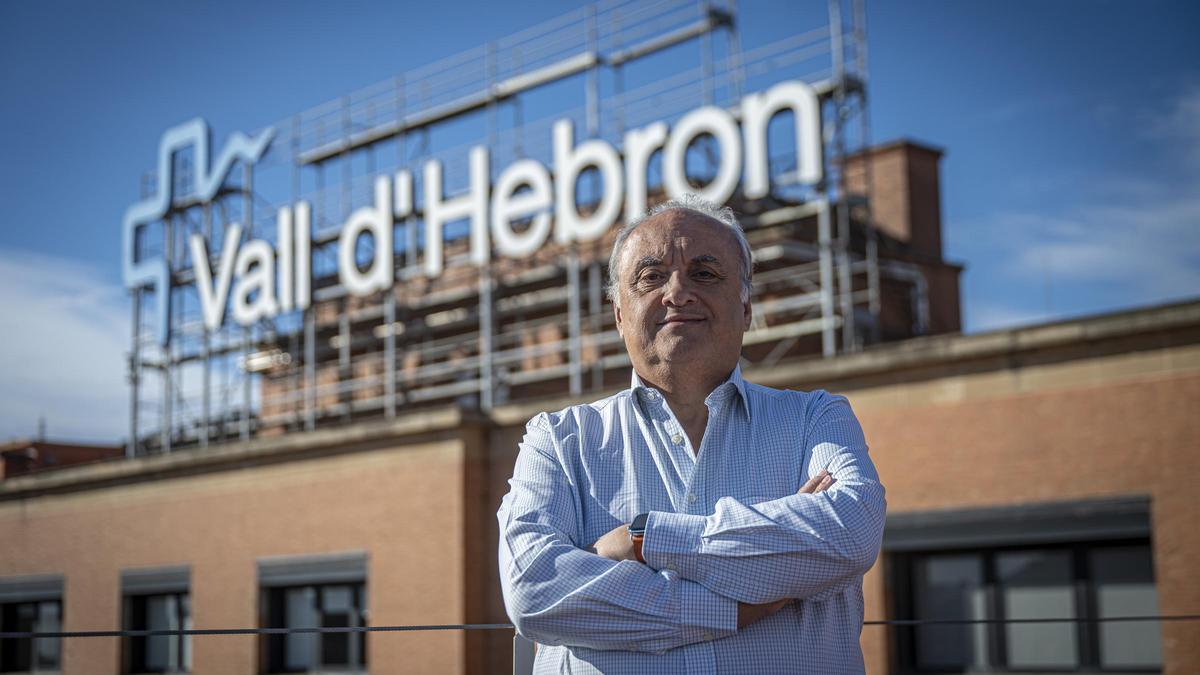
[500,528,738,653]
[587,471,834,630]
[641,397,886,603]
[641,477,885,603]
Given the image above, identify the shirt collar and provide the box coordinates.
[630,364,752,421]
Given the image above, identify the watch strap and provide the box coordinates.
[629,513,649,564]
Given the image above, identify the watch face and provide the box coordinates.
[630,512,649,534]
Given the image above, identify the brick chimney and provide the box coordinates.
[844,139,945,261]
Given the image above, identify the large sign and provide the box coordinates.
[123,80,822,343]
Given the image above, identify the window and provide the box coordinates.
[264,584,367,673]
[894,543,1162,672]
[258,552,367,674]
[0,600,61,673]
[886,497,1162,673]
[122,566,191,674]
[0,575,63,674]
[125,593,191,673]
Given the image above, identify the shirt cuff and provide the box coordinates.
[677,578,738,643]
[643,510,707,578]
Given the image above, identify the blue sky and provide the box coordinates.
[1,0,1197,443]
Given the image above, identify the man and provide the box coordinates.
[497,195,886,673]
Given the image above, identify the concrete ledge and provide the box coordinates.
[0,406,474,502]
[752,299,1200,391]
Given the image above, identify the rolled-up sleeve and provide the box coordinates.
[640,394,886,604]
[498,414,738,653]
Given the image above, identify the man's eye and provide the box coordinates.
[640,272,664,282]
[693,270,716,279]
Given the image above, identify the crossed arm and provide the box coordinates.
[498,424,737,654]
[496,397,886,652]
[589,470,841,627]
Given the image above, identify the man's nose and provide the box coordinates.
[661,271,696,306]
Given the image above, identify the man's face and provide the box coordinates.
[613,210,752,377]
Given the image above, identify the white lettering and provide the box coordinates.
[423,147,490,277]
[338,176,394,297]
[553,120,623,245]
[491,159,553,259]
[231,239,278,326]
[663,106,742,205]
[278,207,293,312]
[741,80,822,200]
[294,201,311,311]
[190,223,242,332]
[157,80,824,334]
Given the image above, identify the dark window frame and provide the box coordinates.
[0,598,62,674]
[123,591,191,674]
[261,582,367,674]
[891,538,1161,674]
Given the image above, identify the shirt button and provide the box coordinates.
[671,433,683,445]
[687,494,697,504]
[703,632,713,641]
[666,563,677,572]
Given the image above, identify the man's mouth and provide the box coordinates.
[658,315,706,325]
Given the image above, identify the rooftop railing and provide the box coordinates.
[4,614,1196,674]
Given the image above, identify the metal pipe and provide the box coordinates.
[608,14,724,66]
[828,0,857,351]
[241,164,253,441]
[817,200,836,357]
[384,295,397,418]
[837,202,856,350]
[162,213,174,454]
[588,261,603,391]
[567,252,583,396]
[304,310,316,431]
[853,0,881,341]
[726,0,744,101]
[201,203,211,449]
[339,309,350,422]
[128,290,140,458]
[701,2,713,107]
[828,0,844,89]
[480,269,495,410]
[586,5,600,140]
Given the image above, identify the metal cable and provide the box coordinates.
[4,615,1198,640]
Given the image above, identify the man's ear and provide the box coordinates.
[613,299,624,337]
[742,299,753,331]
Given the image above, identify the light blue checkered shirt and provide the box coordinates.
[497,366,886,674]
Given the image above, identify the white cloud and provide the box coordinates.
[958,180,1200,333]
[1008,194,1200,296]
[1143,84,1200,164]
[0,249,129,444]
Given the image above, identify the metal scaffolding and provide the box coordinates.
[126,0,927,455]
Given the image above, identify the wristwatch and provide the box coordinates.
[629,513,649,563]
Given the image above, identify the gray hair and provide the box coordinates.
[606,194,753,305]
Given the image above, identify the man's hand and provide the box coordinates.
[736,469,835,628]
[589,523,637,561]
[798,468,835,494]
